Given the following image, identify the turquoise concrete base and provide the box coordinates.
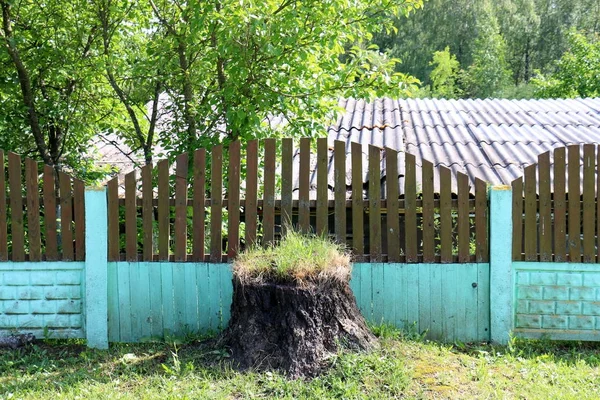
[107,262,233,342]
[350,263,490,342]
[0,262,85,339]
[513,262,600,341]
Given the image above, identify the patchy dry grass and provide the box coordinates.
[2,328,600,399]
[233,230,350,285]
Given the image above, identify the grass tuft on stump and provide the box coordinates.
[233,230,350,286]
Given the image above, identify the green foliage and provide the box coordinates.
[429,47,462,98]
[233,230,350,285]
[462,1,511,98]
[533,31,600,98]
[373,0,600,99]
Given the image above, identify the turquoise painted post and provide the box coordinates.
[489,185,513,345]
[84,187,109,349]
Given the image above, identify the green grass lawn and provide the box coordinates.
[2,327,600,399]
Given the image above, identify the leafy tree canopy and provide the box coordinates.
[533,31,600,98]
[0,0,423,176]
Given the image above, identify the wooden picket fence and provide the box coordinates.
[107,138,489,263]
[512,144,599,262]
[0,150,85,261]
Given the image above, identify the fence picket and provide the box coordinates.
[316,138,328,237]
[141,164,153,261]
[59,171,73,261]
[567,144,581,262]
[512,177,523,261]
[228,141,241,258]
[351,142,364,257]
[245,140,258,247]
[440,166,452,263]
[125,170,137,261]
[334,140,346,244]
[538,152,552,261]
[0,151,6,261]
[8,153,24,261]
[475,178,488,262]
[457,172,470,263]
[554,147,566,262]
[368,145,382,261]
[524,165,537,261]
[175,153,188,261]
[583,144,595,263]
[386,147,400,262]
[263,139,276,247]
[298,138,310,233]
[597,146,600,263]
[158,159,170,261]
[281,139,293,235]
[73,179,85,261]
[107,177,119,262]
[405,153,417,262]
[25,158,41,261]
[193,149,206,261]
[422,160,435,263]
[210,145,223,263]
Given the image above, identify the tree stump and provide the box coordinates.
[220,277,377,378]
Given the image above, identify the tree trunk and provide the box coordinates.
[220,278,377,378]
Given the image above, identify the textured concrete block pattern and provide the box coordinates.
[0,266,84,338]
[515,268,600,335]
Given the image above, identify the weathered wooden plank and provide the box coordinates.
[73,179,85,261]
[512,177,524,261]
[583,144,595,263]
[245,140,258,247]
[147,263,163,337]
[422,160,435,262]
[263,139,276,246]
[457,172,470,263]
[554,147,566,262]
[475,178,488,262]
[334,140,346,244]
[210,145,223,263]
[125,170,137,262]
[25,158,41,261]
[193,149,206,261]
[524,165,537,261]
[59,171,73,261]
[117,263,132,341]
[316,138,328,237]
[107,263,120,341]
[538,152,552,261]
[228,141,241,258]
[386,148,400,262]
[158,159,170,261]
[405,153,417,262]
[298,138,311,233]
[439,166,452,263]
[141,164,153,262]
[8,153,24,261]
[281,138,293,235]
[107,177,120,262]
[0,151,7,261]
[567,144,581,262]
[598,146,600,263]
[175,153,188,261]
[351,142,364,257]
[369,145,382,261]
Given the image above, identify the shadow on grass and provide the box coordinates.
[0,336,233,394]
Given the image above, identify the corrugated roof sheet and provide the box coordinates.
[312,97,600,195]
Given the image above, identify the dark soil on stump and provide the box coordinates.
[219,278,377,378]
